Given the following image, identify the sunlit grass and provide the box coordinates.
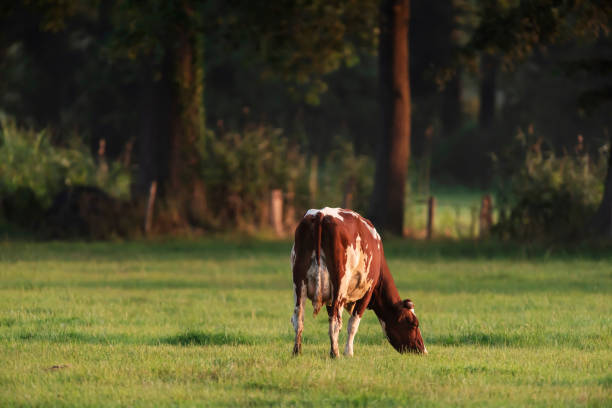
[0,239,611,406]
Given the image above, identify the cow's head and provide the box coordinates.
[385,299,427,354]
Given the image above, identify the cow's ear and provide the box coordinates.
[398,307,417,325]
[403,299,414,309]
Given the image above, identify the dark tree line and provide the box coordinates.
[1,0,610,237]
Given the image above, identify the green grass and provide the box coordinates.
[0,239,611,407]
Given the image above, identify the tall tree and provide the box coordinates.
[109,1,208,223]
[369,0,411,235]
[463,0,611,236]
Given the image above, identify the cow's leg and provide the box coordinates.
[343,292,372,356]
[343,314,361,356]
[291,281,306,355]
[291,230,312,356]
[326,303,342,358]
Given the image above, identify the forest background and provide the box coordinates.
[0,0,610,242]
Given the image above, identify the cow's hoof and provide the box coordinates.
[292,345,301,356]
[329,351,339,359]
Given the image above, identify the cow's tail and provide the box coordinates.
[313,212,324,317]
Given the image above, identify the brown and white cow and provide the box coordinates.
[291,207,427,357]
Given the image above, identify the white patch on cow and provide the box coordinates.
[344,315,361,356]
[359,217,381,242]
[306,250,332,314]
[410,308,416,316]
[378,317,389,340]
[337,209,380,242]
[291,283,306,334]
[339,235,373,303]
[290,244,296,267]
[305,207,345,221]
[329,314,342,357]
[306,208,381,246]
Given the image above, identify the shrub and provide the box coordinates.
[493,131,607,240]
[199,127,374,229]
[200,126,307,227]
[0,118,131,232]
[317,140,374,214]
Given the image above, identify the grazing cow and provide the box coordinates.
[291,207,427,357]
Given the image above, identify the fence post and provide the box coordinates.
[454,207,462,238]
[270,189,284,236]
[308,156,318,206]
[470,206,477,238]
[342,176,355,209]
[426,196,436,240]
[144,180,157,235]
[284,187,296,231]
[479,194,493,237]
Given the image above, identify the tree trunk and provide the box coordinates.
[168,28,207,224]
[590,147,612,237]
[134,54,173,198]
[369,0,411,236]
[479,53,498,129]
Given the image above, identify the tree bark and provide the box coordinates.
[134,54,173,197]
[369,0,411,236]
[168,27,207,224]
[170,30,204,192]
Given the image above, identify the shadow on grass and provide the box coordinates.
[351,330,608,350]
[0,239,293,263]
[598,374,612,388]
[159,330,263,346]
[16,330,133,344]
[0,279,289,291]
[425,331,607,350]
[9,328,608,351]
[12,329,268,346]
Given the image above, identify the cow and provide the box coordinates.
[291,207,427,357]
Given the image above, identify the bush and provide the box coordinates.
[199,127,374,230]
[493,131,607,240]
[0,118,131,233]
[200,126,307,227]
[317,140,374,214]
[0,118,131,208]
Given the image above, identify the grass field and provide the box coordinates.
[1,239,611,407]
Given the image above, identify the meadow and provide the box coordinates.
[0,239,611,407]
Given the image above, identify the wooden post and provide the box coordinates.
[454,207,462,238]
[144,181,157,235]
[97,138,109,182]
[470,206,477,238]
[284,187,296,231]
[342,176,355,209]
[308,156,318,206]
[426,196,435,240]
[270,189,284,236]
[479,194,493,237]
